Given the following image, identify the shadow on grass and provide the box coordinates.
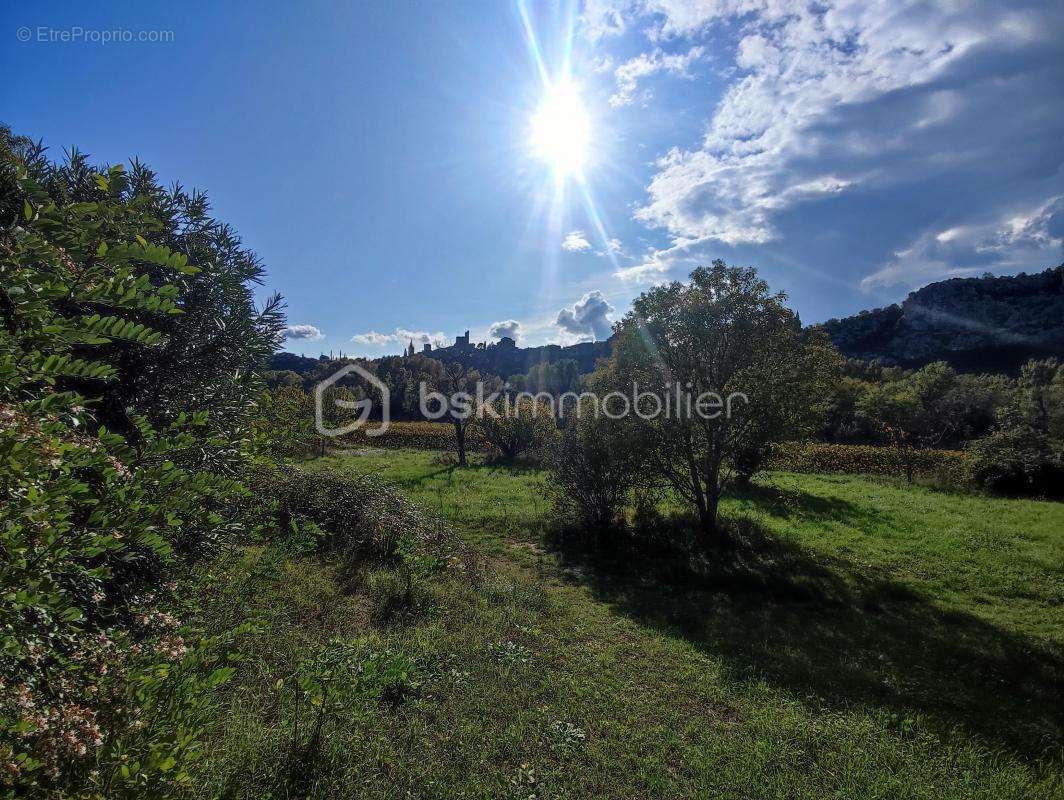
[730,480,900,529]
[546,489,1064,765]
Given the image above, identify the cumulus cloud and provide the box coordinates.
[488,320,522,341]
[555,291,616,340]
[561,230,593,252]
[282,324,324,341]
[586,0,1064,289]
[352,328,445,348]
[610,45,703,107]
[350,330,393,346]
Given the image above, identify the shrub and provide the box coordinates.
[547,409,637,530]
[965,358,1064,498]
[766,442,967,477]
[254,466,466,576]
[475,396,556,464]
[0,144,268,795]
[966,428,1064,499]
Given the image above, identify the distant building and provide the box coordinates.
[498,336,516,349]
[422,342,432,353]
[406,340,415,358]
[455,330,471,347]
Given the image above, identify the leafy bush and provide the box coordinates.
[547,409,637,530]
[475,396,556,464]
[767,442,967,477]
[966,428,1064,499]
[1,126,285,448]
[254,466,466,576]
[252,386,322,458]
[262,636,417,793]
[965,358,1064,498]
[0,143,273,795]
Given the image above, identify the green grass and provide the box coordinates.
[194,447,1064,799]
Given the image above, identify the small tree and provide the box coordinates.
[547,399,637,529]
[609,261,839,539]
[858,361,960,483]
[967,358,1064,497]
[420,361,482,466]
[477,395,556,463]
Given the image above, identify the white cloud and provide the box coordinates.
[488,319,522,340]
[582,0,635,40]
[555,290,616,340]
[610,45,703,107]
[863,196,1064,289]
[352,328,445,348]
[282,324,324,341]
[561,230,593,252]
[596,237,629,258]
[613,238,707,283]
[587,0,1064,287]
[350,330,393,346]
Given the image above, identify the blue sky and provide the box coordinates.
[4,1,1063,357]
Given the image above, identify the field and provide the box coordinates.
[192,448,1064,799]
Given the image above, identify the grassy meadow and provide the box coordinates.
[186,447,1064,799]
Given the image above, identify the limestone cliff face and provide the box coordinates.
[821,266,1064,372]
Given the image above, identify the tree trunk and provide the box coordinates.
[695,459,724,541]
[901,443,914,484]
[454,421,467,466]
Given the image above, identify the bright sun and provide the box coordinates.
[529,79,591,181]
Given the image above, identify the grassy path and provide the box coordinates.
[199,448,1064,798]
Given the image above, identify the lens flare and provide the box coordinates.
[529,78,591,181]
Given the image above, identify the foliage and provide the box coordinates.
[0,141,273,795]
[254,465,464,577]
[1,126,285,451]
[967,358,1064,498]
[251,385,320,459]
[605,261,840,537]
[279,637,416,787]
[475,395,556,463]
[857,361,981,482]
[767,441,967,478]
[509,359,582,397]
[547,401,637,530]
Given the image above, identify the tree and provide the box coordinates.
[608,261,839,538]
[967,358,1064,497]
[547,397,637,529]
[476,395,556,463]
[0,155,261,791]
[857,361,965,482]
[420,361,483,466]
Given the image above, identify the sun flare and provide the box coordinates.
[529,79,591,181]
